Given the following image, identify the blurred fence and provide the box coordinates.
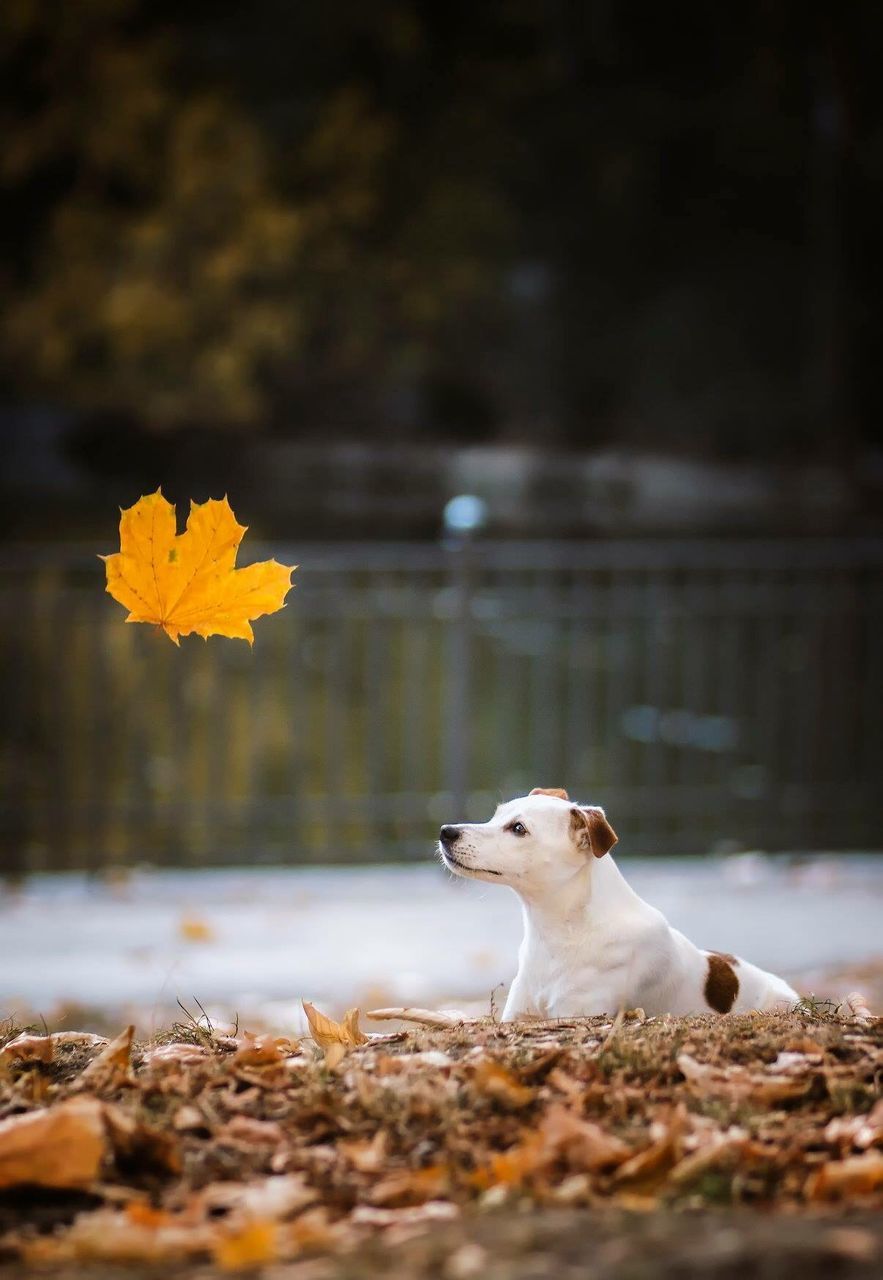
[1,538,882,871]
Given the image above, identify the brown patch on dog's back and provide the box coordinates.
[704,952,739,1013]
[709,949,738,966]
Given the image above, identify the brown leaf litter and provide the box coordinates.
[0,1006,880,1268]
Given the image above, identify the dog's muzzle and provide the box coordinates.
[439,825,461,847]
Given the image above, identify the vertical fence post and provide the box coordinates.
[442,496,487,817]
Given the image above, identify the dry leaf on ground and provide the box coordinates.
[213,1220,279,1272]
[806,1151,883,1200]
[472,1058,535,1110]
[677,1052,813,1103]
[232,1032,296,1067]
[0,1097,107,1189]
[22,1206,216,1266]
[196,1174,316,1222]
[539,1103,631,1172]
[178,915,215,943]
[75,1024,135,1091]
[0,1032,54,1070]
[302,1000,367,1068]
[141,1043,211,1069]
[369,1164,450,1207]
[102,490,295,645]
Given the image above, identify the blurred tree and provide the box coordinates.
[0,0,303,426]
[1,0,880,452]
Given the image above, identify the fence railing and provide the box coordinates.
[2,537,882,871]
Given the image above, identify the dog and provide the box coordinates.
[438,787,799,1020]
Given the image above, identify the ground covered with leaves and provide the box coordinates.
[1,1005,882,1275]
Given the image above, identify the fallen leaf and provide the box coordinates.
[50,1032,109,1049]
[539,1104,631,1172]
[173,1105,207,1132]
[0,1033,54,1070]
[0,1098,107,1189]
[198,1174,316,1222]
[103,1105,182,1176]
[806,1151,883,1200]
[221,1115,285,1147]
[21,1207,215,1265]
[75,1025,135,1091]
[141,1043,210,1069]
[677,1052,812,1103]
[213,1220,279,1271]
[102,490,296,645]
[178,915,215,943]
[370,1164,450,1207]
[350,1202,459,1228]
[340,1129,388,1173]
[612,1109,686,1190]
[472,1058,535,1109]
[302,1000,367,1067]
[844,992,874,1024]
[232,1032,295,1067]
[668,1127,749,1186]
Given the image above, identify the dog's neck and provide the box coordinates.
[514,853,641,937]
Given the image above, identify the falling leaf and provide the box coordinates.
[102,490,295,645]
[302,1000,367,1068]
[0,1098,107,1189]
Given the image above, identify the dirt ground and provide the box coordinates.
[1,1004,882,1276]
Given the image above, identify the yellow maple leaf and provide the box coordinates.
[101,489,295,644]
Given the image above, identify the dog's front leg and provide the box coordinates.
[501,973,540,1022]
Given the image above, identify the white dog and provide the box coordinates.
[438,787,799,1020]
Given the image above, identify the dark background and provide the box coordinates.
[2,1,882,541]
[1,1,882,877]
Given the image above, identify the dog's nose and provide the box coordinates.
[440,825,461,844]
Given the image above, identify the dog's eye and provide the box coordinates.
[510,821,528,837]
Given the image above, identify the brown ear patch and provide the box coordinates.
[569,806,618,858]
[530,787,570,801]
[704,953,739,1013]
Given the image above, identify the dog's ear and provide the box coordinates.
[569,806,618,858]
[530,787,570,800]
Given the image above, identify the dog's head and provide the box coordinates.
[438,787,617,892]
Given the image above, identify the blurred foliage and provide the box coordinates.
[1,1,881,449]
